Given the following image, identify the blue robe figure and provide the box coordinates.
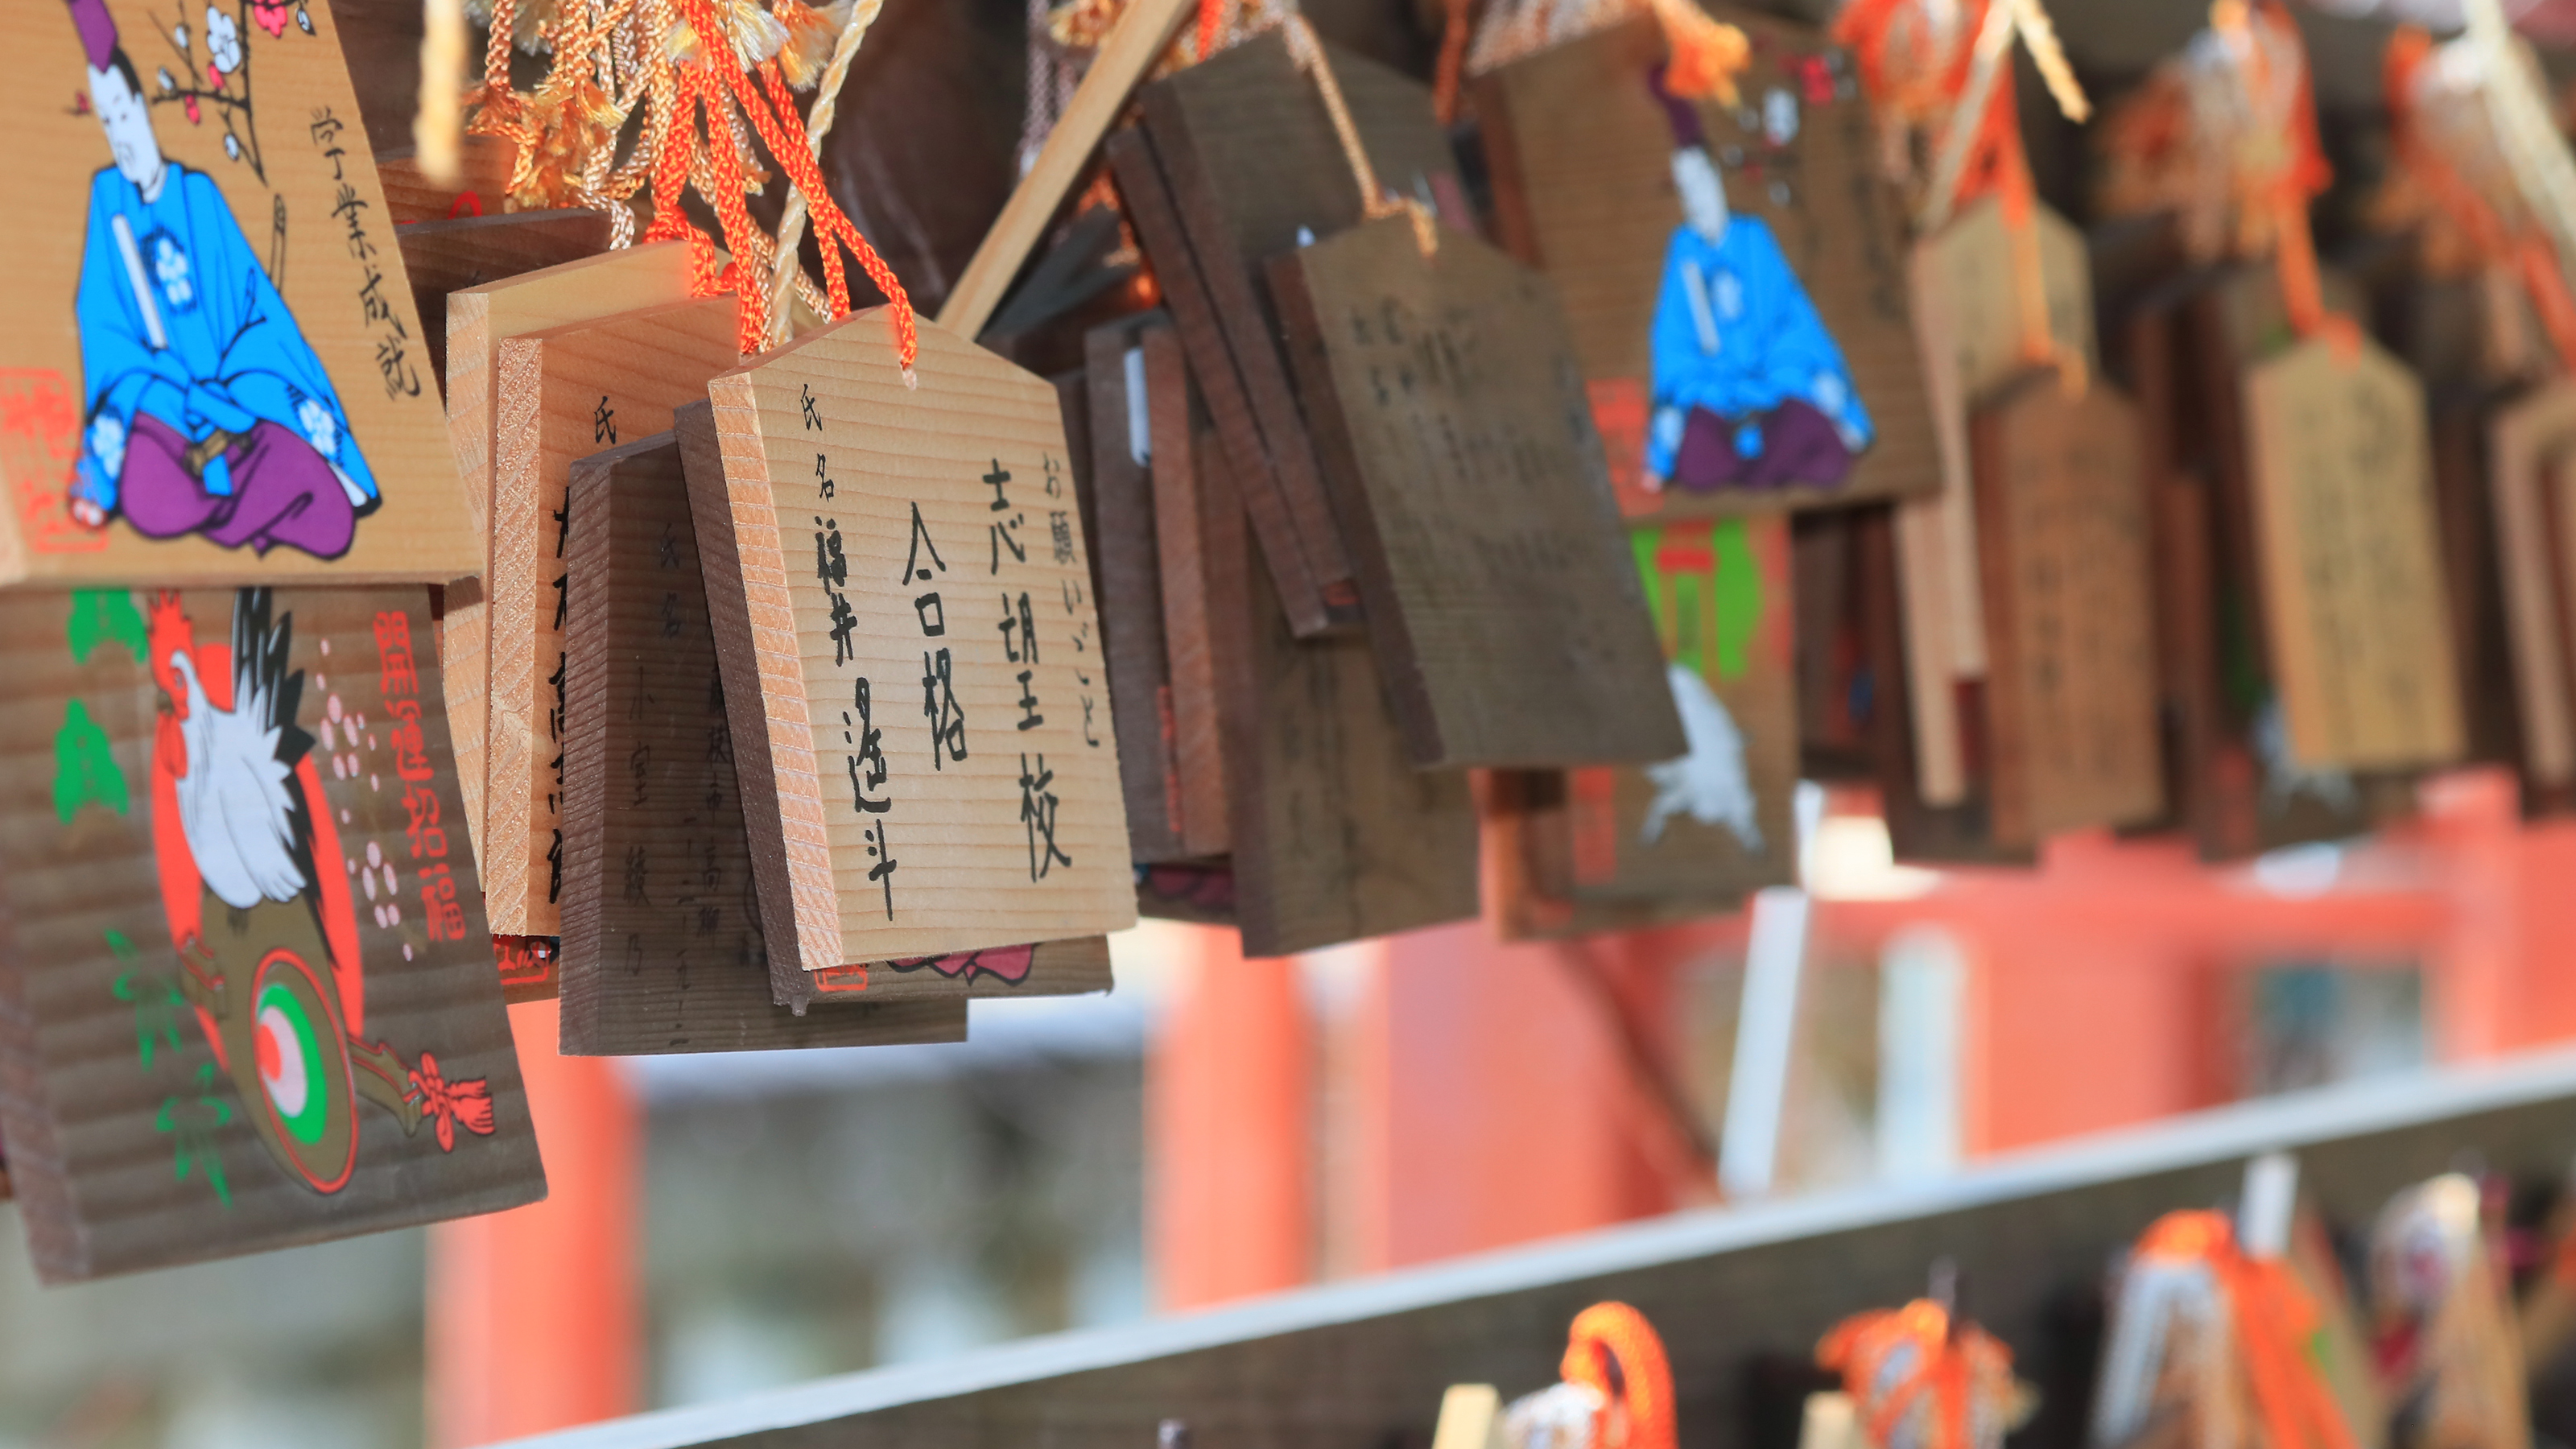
[1642,71,1871,493]
[66,13,374,561]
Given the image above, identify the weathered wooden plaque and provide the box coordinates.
[1475,9,1938,521]
[1270,218,1685,769]
[440,242,696,866]
[1511,517,1798,909]
[2244,336,2465,772]
[1899,196,2097,805]
[0,0,481,584]
[0,584,540,1280]
[486,295,741,936]
[1202,430,1480,957]
[559,435,972,1052]
[694,316,1136,968]
[1116,28,1468,638]
[1084,314,1192,863]
[2138,268,2388,859]
[1970,374,2165,848]
[1145,327,1232,857]
[2487,379,2576,790]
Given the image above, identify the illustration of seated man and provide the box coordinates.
[1642,65,1872,493]
[65,0,377,562]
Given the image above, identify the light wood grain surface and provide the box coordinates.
[485,296,741,935]
[704,311,1136,967]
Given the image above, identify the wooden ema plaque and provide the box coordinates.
[1508,516,1798,911]
[1086,314,1191,863]
[2140,267,2400,858]
[559,434,976,1051]
[693,316,1136,968]
[2487,380,2576,791]
[440,242,695,866]
[1113,28,1469,638]
[485,295,742,936]
[0,0,481,586]
[1473,9,1938,522]
[1268,217,1685,769]
[1968,373,2165,848]
[1900,197,2097,806]
[1200,427,1479,957]
[1790,510,1880,781]
[0,584,539,1280]
[2427,393,2526,781]
[1145,325,1231,857]
[2244,336,2465,772]
[1861,501,2024,866]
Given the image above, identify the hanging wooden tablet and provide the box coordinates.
[1268,217,1686,769]
[1791,510,1879,782]
[1114,27,1470,638]
[440,242,695,866]
[2243,336,2465,773]
[691,315,1136,968]
[1968,372,2164,849]
[485,295,742,937]
[0,584,540,1281]
[2487,381,2576,799]
[1081,315,1190,862]
[1862,500,2021,866]
[2426,394,2526,778]
[1201,426,1479,957]
[1507,516,1797,912]
[1144,325,1233,857]
[2147,266,2396,858]
[557,434,972,1051]
[1900,197,2097,807]
[1474,10,1938,521]
[0,0,480,585]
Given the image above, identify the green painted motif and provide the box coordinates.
[155,1063,234,1209]
[114,965,187,1070]
[67,589,146,665]
[1631,520,1765,682]
[52,700,127,823]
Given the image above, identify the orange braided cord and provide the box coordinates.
[2386,26,2576,374]
[1434,0,1475,125]
[2227,1,2347,348]
[645,0,916,367]
[1818,1301,2017,1449]
[1196,0,1223,64]
[1649,0,1750,107]
[1835,0,2050,365]
[1563,1302,1678,1449]
[2136,1211,2359,1449]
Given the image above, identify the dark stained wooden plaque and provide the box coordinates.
[1507,516,1798,910]
[1115,28,1469,638]
[558,436,969,1054]
[1474,10,1938,522]
[1146,330,1234,857]
[1969,374,2165,850]
[0,585,542,1281]
[1200,429,1480,957]
[1082,316,1192,862]
[1269,218,1685,769]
